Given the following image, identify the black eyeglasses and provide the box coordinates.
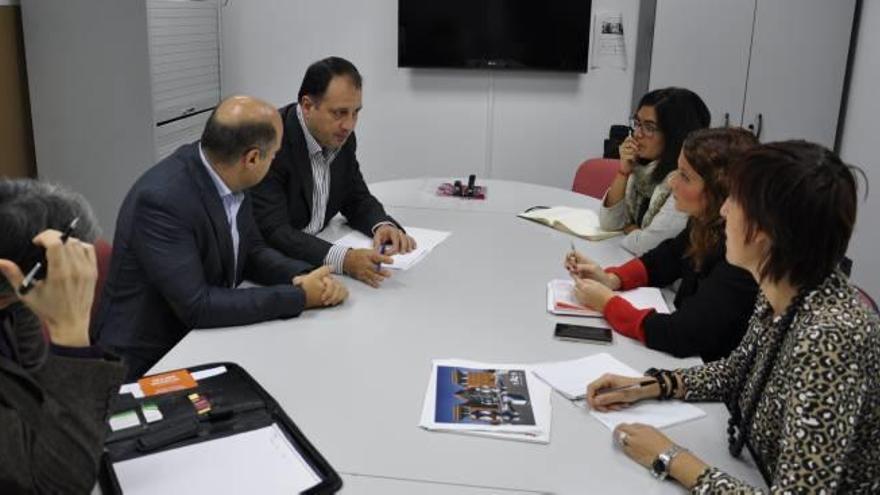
[629,117,660,137]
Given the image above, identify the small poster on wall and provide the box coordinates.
[590,11,627,70]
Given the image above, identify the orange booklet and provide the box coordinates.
[138,369,198,397]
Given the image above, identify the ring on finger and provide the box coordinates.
[616,431,628,447]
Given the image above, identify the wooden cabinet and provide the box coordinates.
[0,5,35,178]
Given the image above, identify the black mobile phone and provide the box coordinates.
[554,323,613,344]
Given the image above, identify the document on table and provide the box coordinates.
[113,423,321,494]
[547,279,670,318]
[517,206,622,241]
[334,226,451,270]
[533,353,705,430]
[419,358,552,444]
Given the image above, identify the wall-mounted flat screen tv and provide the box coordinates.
[398,1,592,73]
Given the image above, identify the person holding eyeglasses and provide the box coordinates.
[586,141,880,493]
[599,87,711,255]
[567,128,759,362]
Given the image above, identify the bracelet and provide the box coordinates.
[645,368,667,400]
[669,372,680,398]
[645,368,676,400]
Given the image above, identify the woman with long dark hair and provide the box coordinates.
[599,87,711,255]
[585,141,879,492]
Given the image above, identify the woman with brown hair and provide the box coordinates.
[585,140,879,492]
[566,127,759,361]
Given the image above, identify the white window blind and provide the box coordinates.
[147,0,220,124]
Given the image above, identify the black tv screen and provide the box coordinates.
[398,1,592,73]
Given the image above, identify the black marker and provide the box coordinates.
[19,217,80,295]
[453,180,462,196]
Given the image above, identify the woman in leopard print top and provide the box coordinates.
[586,141,879,493]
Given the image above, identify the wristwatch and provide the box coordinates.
[651,444,687,480]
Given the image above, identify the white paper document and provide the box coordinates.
[533,353,705,430]
[113,423,321,495]
[547,279,670,318]
[334,226,451,270]
[419,359,552,444]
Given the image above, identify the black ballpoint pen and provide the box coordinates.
[18,217,80,295]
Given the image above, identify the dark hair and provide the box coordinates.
[297,56,363,104]
[636,87,711,184]
[682,128,759,270]
[0,179,100,296]
[200,109,278,165]
[728,141,859,289]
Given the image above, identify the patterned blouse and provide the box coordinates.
[677,271,880,493]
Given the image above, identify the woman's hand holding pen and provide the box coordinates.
[0,229,96,347]
[585,373,660,412]
[563,250,620,290]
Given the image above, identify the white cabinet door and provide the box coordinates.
[742,0,855,147]
[147,0,221,124]
[649,0,756,127]
[154,110,212,161]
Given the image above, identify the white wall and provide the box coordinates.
[218,0,641,189]
[841,0,880,299]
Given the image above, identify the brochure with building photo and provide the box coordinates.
[419,359,552,443]
[434,365,536,426]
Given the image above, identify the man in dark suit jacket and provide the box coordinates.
[251,57,416,288]
[95,96,348,380]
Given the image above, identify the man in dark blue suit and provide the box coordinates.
[94,96,348,380]
[251,57,417,288]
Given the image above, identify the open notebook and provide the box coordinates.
[518,206,621,241]
[533,353,706,430]
[547,279,670,317]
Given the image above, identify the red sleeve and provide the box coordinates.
[605,258,649,290]
[604,296,652,343]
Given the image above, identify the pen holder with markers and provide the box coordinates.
[436,174,486,200]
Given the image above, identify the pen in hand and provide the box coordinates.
[566,241,577,273]
[375,243,386,272]
[593,379,657,398]
[19,216,80,295]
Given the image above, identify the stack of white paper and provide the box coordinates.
[533,353,705,430]
[547,279,670,318]
[113,424,321,494]
[335,226,451,270]
[419,359,552,444]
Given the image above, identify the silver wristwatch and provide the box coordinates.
[651,444,687,480]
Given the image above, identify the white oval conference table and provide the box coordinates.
[152,178,765,494]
